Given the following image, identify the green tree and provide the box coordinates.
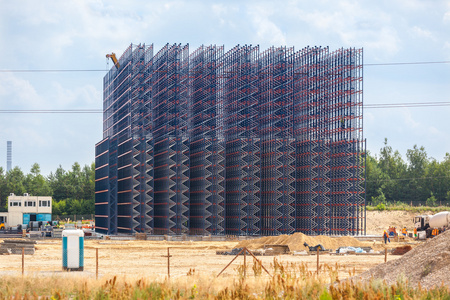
[68,162,84,200]
[377,139,407,202]
[52,199,67,215]
[48,165,71,201]
[6,167,26,196]
[25,163,52,196]
[406,145,429,203]
[426,192,437,207]
[81,198,95,214]
[371,188,387,205]
[0,167,7,211]
[81,163,95,201]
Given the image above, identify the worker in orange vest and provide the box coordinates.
[402,227,407,237]
[414,227,417,239]
[431,228,438,237]
[383,230,390,244]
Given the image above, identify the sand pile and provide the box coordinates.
[236,232,364,252]
[356,230,450,289]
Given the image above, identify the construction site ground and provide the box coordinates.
[0,210,424,280]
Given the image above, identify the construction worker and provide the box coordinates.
[402,227,407,237]
[431,228,438,238]
[414,227,417,239]
[383,230,389,244]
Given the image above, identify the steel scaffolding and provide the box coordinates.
[95,44,365,236]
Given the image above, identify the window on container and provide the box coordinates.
[39,201,42,206]
[48,201,51,206]
[28,201,33,207]
[33,202,36,207]
[24,202,27,207]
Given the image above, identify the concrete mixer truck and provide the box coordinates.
[413,211,450,239]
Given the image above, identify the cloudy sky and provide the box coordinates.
[0,0,449,176]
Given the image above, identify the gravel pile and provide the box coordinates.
[355,229,450,289]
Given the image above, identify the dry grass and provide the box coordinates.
[0,259,449,299]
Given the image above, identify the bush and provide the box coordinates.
[426,192,437,207]
[371,189,386,206]
[376,203,386,211]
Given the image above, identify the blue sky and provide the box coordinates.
[0,0,449,176]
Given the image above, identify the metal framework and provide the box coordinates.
[95,44,364,236]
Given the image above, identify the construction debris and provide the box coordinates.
[216,248,257,256]
[135,233,147,240]
[264,244,290,255]
[0,239,36,255]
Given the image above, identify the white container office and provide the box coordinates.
[62,229,84,271]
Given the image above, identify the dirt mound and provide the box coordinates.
[356,230,450,289]
[236,232,364,252]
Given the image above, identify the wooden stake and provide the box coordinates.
[22,247,24,275]
[167,247,170,278]
[316,247,320,275]
[96,248,99,280]
[385,248,387,263]
[161,247,172,279]
[243,248,246,279]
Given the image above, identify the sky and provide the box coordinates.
[0,0,449,177]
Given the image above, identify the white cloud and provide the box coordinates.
[248,6,286,46]
[284,1,400,56]
[212,3,239,28]
[445,11,450,23]
[51,83,101,107]
[410,26,435,40]
[0,74,43,108]
[400,109,420,129]
[426,126,440,136]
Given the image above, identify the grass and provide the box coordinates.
[0,259,448,299]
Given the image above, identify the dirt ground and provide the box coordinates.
[365,210,418,235]
[0,210,422,280]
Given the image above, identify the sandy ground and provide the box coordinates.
[365,210,419,235]
[0,210,423,280]
[0,239,406,280]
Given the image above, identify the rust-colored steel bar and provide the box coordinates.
[244,249,246,278]
[246,247,272,277]
[317,247,320,275]
[22,247,24,275]
[385,248,387,263]
[168,247,170,278]
[217,248,245,277]
[96,248,99,280]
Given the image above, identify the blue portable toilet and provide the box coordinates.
[62,229,84,271]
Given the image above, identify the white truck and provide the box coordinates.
[413,211,450,239]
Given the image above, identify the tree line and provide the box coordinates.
[366,139,450,207]
[0,162,94,215]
